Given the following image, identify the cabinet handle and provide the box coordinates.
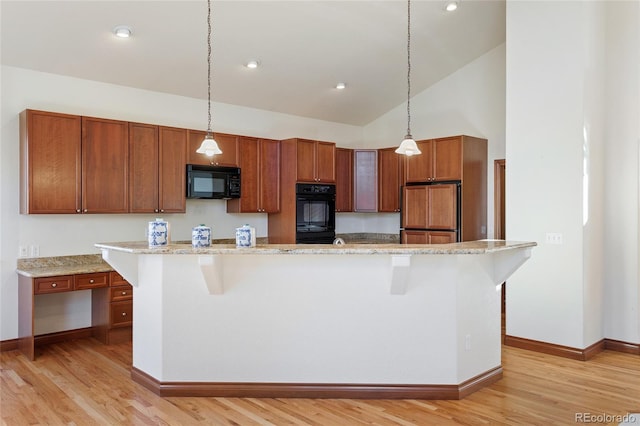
[51,283,57,288]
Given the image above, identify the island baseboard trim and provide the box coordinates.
[131,366,503,399]
[504,335,608,360]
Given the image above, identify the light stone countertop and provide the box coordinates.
[95,240,536,255]
[16,254,113,278]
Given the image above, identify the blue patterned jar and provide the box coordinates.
[192,224,212,248]
[148,218,169,247]
[235,224,255,248]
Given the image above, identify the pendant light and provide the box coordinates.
[196,0,222,157]
[395,0,421,157]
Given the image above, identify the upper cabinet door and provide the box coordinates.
[81,117,129,213]
[295,139,317,182]
[432,137,462,181]
[21,110,82,214]
[377,147,403,212]
[158,126,187,213]
[353,149,377,212]
[187,130,238,167]
[335,148,353,212]
[129,122,159,213]
[315,141,336,183]
[404,140,433,183]
[258,138,281,213]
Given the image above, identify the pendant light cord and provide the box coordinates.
[206,0,212,136]
[406,0,412,138]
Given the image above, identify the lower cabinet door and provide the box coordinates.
[110,301,133,327]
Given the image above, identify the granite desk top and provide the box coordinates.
[16,254,113,278]
[95,240,536,256]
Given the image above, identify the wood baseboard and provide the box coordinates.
[604,338,640,355]
[0,339,19,352]
[504,335,640,360]
[131,366,503,399]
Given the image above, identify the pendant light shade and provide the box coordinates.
[197,0,222,158]
[395,135,421,156]
[396,0,421,156]
[196,134,222,156]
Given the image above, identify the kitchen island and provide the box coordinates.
[96,240,535,399]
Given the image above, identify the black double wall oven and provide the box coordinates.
[295,183,336,244]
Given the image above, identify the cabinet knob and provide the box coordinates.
[155,209,159,213]
[160,209,164,213]
[83,209,88,213]
[121,312,127,317]
[89,279,94,284]
[121,291,127,295]
[51,283,57,288]
[76,209,81,213]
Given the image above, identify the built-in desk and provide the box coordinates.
[16,255,132,360]
[97,240,535,399]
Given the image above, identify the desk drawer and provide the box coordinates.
[111,301,133,327]
[34,276,73,294]
[109,271,128,287]
[110,285,133,302]
[75,272,108,290]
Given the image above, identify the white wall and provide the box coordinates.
[602,2,640,344]
[0,66,363,339]
[363,44,507,239]
[506,1,639,348]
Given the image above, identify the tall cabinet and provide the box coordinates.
[268,138,336,243]
[401,135,487,243]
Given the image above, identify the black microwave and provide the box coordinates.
[186,165,241,199]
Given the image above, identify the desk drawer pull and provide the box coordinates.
[121,312,127,317]
[122,291,127,295]
[89,279,94,284]
[51,283,57,288]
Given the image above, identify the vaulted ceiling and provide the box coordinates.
[1,1,505,126]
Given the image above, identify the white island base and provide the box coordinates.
[98,241,535,399]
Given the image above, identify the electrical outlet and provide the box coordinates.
[19,246,28,257]
[545,233,563,245]
[29,245,40,257]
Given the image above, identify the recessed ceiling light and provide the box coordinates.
[113,25,132,38]
[444,1,459,12]
[245,60,260,69]
[336,82,346,90]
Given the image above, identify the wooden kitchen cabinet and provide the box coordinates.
[92,271,133,345]
[401,230,457,244]
[81,116,129,213]
[18,270,126,360]
[20,110,82,214]
[187,130,239,167]
[129,123,186,213]
[227,136,280,213]
[377,147,404,212]
[405,136,465,183]
[335,148,353,212]
[353,149,377,212]
[287,138,336,183]
[402,184,458,230]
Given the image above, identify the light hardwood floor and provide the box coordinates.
[1,338,639,425]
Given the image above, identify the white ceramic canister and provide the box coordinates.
[192,224,212,248]
[148,218,169,247]
[235,224,256,248]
